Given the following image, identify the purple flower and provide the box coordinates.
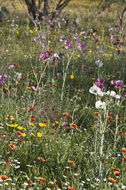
[116,80,124,87]
[57,22,61,28]
[35,19,40,23]
[57,73,62,78]
[8,65,15,69]
[34,36,40,42]
[40,51,52,60]
[121,92,126,99]
[42,35,47,40]
[62,122,68,127]
[77,43,84,51]
[95,81,103,89]
[95,78,105,89]
[38,9,43,13]
[73,36,80,41]
[48,20,53,26]
[59,36,66,42]
[98,49,105,54]
[96,78,105,84]
[64,40,72,50]
[59,53,65,59]
[31,86,36,91]
[41,43,46,49]
[111,80,124,87]
[117,50,120,55]
[114,41,123,45]
[94,39,99,42]
[77,89,82,93]
[110,35,115,39]
[110,80,116,86]
[0,74,8,84]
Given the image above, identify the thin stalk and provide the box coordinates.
[113,114,119,151]
[60,55,72,103]
[99,110,108,179]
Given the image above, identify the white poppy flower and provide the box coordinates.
[14,72,22,80]
[110,91,116,97]
[89,85,104,96]
[95,100,106,109]
[95,60,103,67]
[115,95,121,99]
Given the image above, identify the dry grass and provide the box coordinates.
[0,0,125,22]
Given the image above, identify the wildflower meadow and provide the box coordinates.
[0,0,126,189]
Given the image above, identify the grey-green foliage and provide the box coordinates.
[0,5,9,21]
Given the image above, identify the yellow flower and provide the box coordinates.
[18,126,23,130]
[34,73,38,76]
[9,124,17,128]
[48,40,51,43]
[16,30,19,34]
[29,29,33,34]
[30,133,35,137]
[70,74,74,79]
[55,121,59,124]
[37,132,43,137]
[89,50,92,53]
[29,123,34,126]
[39,123,47,127]
[81,89,85,92]
[92,78,95,81]
[21,133,26,137]
[4,86,8,90]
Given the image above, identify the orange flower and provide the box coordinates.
[9,144,16,150]
[0,175,8,180]
[112,166,120,171]
[107,116,113,121]
[117,117,122,121]
[122,148,126,153]
[124,157,126,161]
[93,112,99,116]
[113,171,121,176]
[18,139,23,143]
[52,84,57,87]
[38,177,45,182]
[118,131,122,134]
[108,177,116,183]
[81,65,86,69]
[6,114,14,120]
[27,180,33,186]
[70,123,78,129]
[68,187,76,190]
[67,160,75,166]
[38,157,45,162]
[3,132,7,136]
[16,131,22,136]
[8,53,11,56]
[63,112,69,117]
[29,115,36,121]
[12,63,18,68]
[52,122,55,126]
[28,107,35,111]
